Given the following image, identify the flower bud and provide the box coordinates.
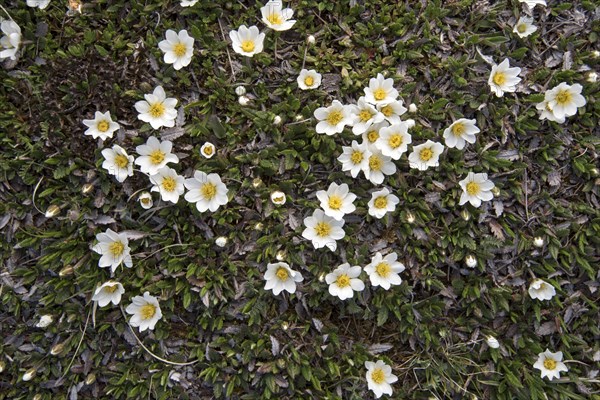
[82,183,94,194]
[592,50,600,58]
[22,368,36,381]
[85,373,96,385]
[238,95,250,106]
[404,118,416,128]
[408,103,417,113]
[45,204,60,218]
[307,35,315,44]
[486,336,500,349]
[273,115,282,125]
[51,342,66,356]
[275,250,286,261]
[59,265,74,277]
[0,360,5,373]
[491,187,500,196]
[406,212,415,223]
[235,86,246,96]
[461,209,471,221]
[587,71,598,83]
[533,236,544,248]
[215,236,228,248]
[465,255,477,268]
[254,222,264,231]
[35,315,53,328]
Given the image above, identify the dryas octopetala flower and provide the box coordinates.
[35,315,53,328]
[264,262,303,295]
[488,59,521,97]
[364,73,399,106]
[138,192,153,209]
[325,263,364,300]
[229,25,265,57]
[200,142,216,158]
[134,86,178,129]
[535,100,565,123]
[519,0,546,8]
[270,190,286,205]
[513,17,537,38]
[528,279,556,301]
[349,97,385,135]
[375,122,412,160]
[316,182,357,221]
[443,118,479,150]
[362,121,388,145]
[260,0,296,31]
[458,172,495,208]
[101,145,134,183]
[543,82,586,121]
[180,0,198,5]
[297,69,322,90]
[377,100,407,125]
[302,209,345,251]
[363,146,397,185]
[92,281,125,307]
[82,111,120,140]
[27,0,51,9]
[158,29,194,70]
[149,167,185,204]
[364,252,405,290]
[338,140,372,178]
[365,360,398,399]
[408,140,444,171]
[135,136,179,175]
[125,291,162,332]
[533,349,568,381]
[92,229,133,273]
[0,20,21,61]
[184,170,229,212]
[368,188,399,219]
[314,100,353,135]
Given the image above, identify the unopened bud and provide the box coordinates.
[408,103,417,113]
[235,86,246,96]
[533,236,544,248]
[404,119,416,128]
[465,255,477,268]
[406,212,415,223]
[587,71,598,83]
[59,265,74,277]
[51,342,65,356]
[254,222,263,231]
[491,187,500,196]
[273,115,282,125]
[281,322,289,330]
[22,368,36,381]
[238,95,250,106]
[82,183,94,194]
[252,177,263,188]
[0,360,5,373]
[45,204,60,218]
[275,250,286,261]
[461,209,471,221]
[486,335,500,349]
[307,35,315,44]
[35,315,53,328]
[215,236,228,248]
[85,373,96,385]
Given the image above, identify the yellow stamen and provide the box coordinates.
[97,120,110,132]
[543,358,557,370]
[371,368,386,384]
[114,154,129,168]
[373,88,386,101]
[314,222,331,237]
[241,40,255,53]
[109,241,125,257]
[419,148,433,161]
[555,89,572,106]
[366,130,379,143]
[369,155,382,172]
[493,72,506,86]
[374,196,388,209]
[276,267,289,281]
[388,134,403,149]
[141,198,151,205]
[173,42,187,57]
[203,146,214,156]
[162,176,177,192]
[104,285,119,293]
[381,105,393,117]
[326,110,343,126]
[304,76,314,87]
[375,262,391,278]
[451,122,465,136]
[359,109,373,122]
[140,304,156,320]
[148,103,166,118]
[267,13,283,25]
[350,150,364,164]
[201,182,217,200]
[336,274,350,288]
[517,24,527,33]
[328,195,343,210]
[466,181,480,196]
[149,150,165,165]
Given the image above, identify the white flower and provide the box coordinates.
[307,35,315,44]
[362,121,389,146]
[443,118,479,150]
[365,360,398,399]
[368,188,399,219]
[215,236,228,247]
[101,145,134,183]
[238,95,250,105]
[135,136,179,175]
[0,20,21,61]
[270,190,286,205]
[349,97,385,135]
[325,263,364,300]
[458,172,495,208]
[82,111,120,140]
[316,182,357,221]
[528,279,556,301]
[301,209,345,251]
[125,291,163,332]
[200,142,216,158]
[364,252,405,290]
[513,17,537,38]
[364,73,399,105]
[229,25,265,57]
[158,29,194,70]
[338,140,372,178]
[363,146,396,185]
[314,100,353,135]
[149,167,185,204]
[138,192,153,209]
[134,86,178,129]
[533,236,545,248]
[544,82,586,121]
[235,86,246,96]
[184,170,229,212]
[533,349,568,381]
[408,140,444,171]
[297,68,322,90]
[264,262,303,295]
[587,71,598,83]
[27,0,51,9]
[519,0,546,8]
[260,0,296,31]
[375,122,412,159]
[535,100,566,124]
[376,100,407,125]
[92,228,133,273]
[180,0,198,5]
[465,255,477,268]
[488,59,522,97]
[486,336,500,349]
[35,315,53,328]
[92,281,125,307]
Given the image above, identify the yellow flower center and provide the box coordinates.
[104,285,119,293]
[359,109,373,122]
[149,102,166,118]
[114,154,129,168]
[272,195,284,203]
[328,195,343,210]
[201,182,217,200]
[141,197,151,205]
[371,368,386,384]
[375,262,391,278]
[304,76,314,87]
[381,105,393,117]
[555,89,572,106]
[374,196,388,209]
[492,72,506,86]
[350,150,364,164]
[366,130,379,143]
[388,134,403,149]
[149,150,165,165]
[466,181,480,196]
[173,42,187,57]
[543,358,557,370]
[419,148,433,161]
[276,267,289,281]
[517,23,527,33]
[162,176,177,192]
[109,241,125,257]
[373,88,387,101]
[326,110,343,126]
[451,122,465,136]
[369,155,382,172]
[267,13,283,25]
[203,146,214,156]
[336,274,350,288]
[241,40,255,53]
[97,120,110,132]
[140,304,156,320]
[314,221,332,237]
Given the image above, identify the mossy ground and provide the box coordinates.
[1,0,599,399]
